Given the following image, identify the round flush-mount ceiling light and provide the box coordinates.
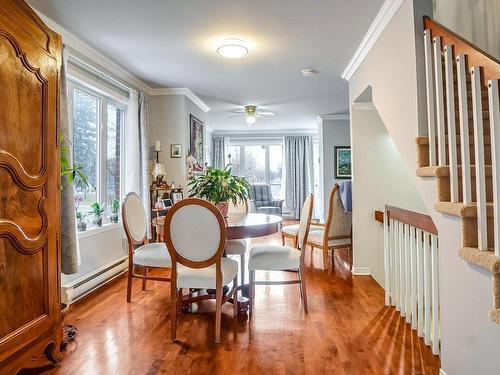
[217,38,249,59]
[302,68,316,77]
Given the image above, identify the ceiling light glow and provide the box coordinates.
[246,115,256,125]
[217,38,249,59]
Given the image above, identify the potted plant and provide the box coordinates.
[187,165,250,217]
[76,211,88,232]
[91,202,105,227]
[110,198,120,223]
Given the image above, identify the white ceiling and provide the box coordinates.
[28,0,384,131]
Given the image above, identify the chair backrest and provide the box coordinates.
[122,192,147,245]
[297,193,314,249]
[163,198,226,268]
[325,185,352,238]
[249,184,272,205]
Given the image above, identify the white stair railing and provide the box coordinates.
[383,206,440,355]
[489,79,500,256]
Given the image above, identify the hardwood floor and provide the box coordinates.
[46,228,440,374]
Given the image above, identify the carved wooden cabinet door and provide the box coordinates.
[0,0,62,372]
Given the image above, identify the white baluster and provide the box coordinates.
[457,55,472,204]
[424,232,432,346]
[394,220,400,310]
[405,224,411,323]
[489,80,500,257]
[431,235,440,355]
[445,45,459,201]
[417,229,424,337]
[400,222,406,317]
[424,30,437,166]
[384,210,390,305]
[434,37,447,165]
[471,67,488,251]
[411,226,418,330]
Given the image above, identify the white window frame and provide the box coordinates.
[68,79,127,218]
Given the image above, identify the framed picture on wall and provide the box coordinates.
[171,144,182,158]
[189,114,204,171]
[334,146,351,179]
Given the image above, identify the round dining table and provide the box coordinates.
[151,212,282,315]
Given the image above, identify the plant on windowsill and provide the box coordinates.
[91,202,105,227]
[109,198,120,223]
[187,165,250,217]
[74,196,88,232]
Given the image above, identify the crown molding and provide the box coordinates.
[341,0,405,81]
[149,88,210,113]
[212,128,318,136]
[352,101,377,111]
[32,7,153,94]
[206,125,215,133]
[317,114,350,124]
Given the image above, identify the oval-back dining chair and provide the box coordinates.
[122,192,171,302]
[163,198,238,343]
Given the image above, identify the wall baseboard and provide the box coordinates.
[439,369,447,375]
[351,267,371,276]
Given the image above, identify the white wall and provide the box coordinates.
[351,107,426,286]
[434,0,500,60]
[318,119,350,220]
[347,0,500,373]
[149,95,208,189]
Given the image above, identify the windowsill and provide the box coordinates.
[77,222,122,239]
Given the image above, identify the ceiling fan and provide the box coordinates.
[229,105,275,125]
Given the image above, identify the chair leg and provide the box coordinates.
[127,264,134,303]
[299,267,308,313]
[322,247,329,270]
[292,236,297,249]
[215,282,223,344]
[233,277,238,317]
[240,254,246,285]
[142,267,148,290]
[281,233,285,246]
[249,270,255,317]
[171,286,177,341]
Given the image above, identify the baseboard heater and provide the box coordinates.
[61,255,128,305]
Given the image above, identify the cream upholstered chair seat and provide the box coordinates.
[132,243,172,268]
[248,245,300,271]
[225,239,248,255]
[282,224,322,236]
[177,258,238,289]
[307,229,352,247]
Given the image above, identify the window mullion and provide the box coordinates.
[265,145,270,184]
[99,99,107,208]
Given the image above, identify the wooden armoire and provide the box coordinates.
[0,0,62,372]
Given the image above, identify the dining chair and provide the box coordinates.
[225,200,249,284]
[281,221,322,247]
[122,192,172,302]
[306,184,352,270]
[248,193,314,315]
[163,198,239,343]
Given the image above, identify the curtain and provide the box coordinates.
[211,136,226,169]
[284,136,314,219]
[60,46,80,274]
[124,90,140,195]
[139,92,152,237]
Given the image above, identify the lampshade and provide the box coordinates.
[152,162,167,178]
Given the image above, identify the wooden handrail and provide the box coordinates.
[374,210,384,223]
[386,205,438,235]
[423,16,500,87]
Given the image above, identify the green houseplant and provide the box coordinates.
[187,165,250,217]
[91,202,105,227]
[110,198,120,223]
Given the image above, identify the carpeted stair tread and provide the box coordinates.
[416,135,491,146]
[459,247,500,274]
[416,165,492,177]
[435,201,494,218]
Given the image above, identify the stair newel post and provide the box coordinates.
[433,36,447,166]
[471,66,488,251]
[457,55,473,204]
[424,30,437,166]
[383,209,390,306]
[444,45,459,202]
[488,79,500,257]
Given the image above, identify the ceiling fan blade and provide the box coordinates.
[258,111,275,116]
[228,114,243,118]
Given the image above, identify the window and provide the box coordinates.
[70,83,126,222]
[227,142,284,200]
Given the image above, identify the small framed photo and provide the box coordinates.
[171,144,182,158]
[170,190,184,204]
[162,198,173,208]
[334,146,351,179]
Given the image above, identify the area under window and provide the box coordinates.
[227,142,284,200]
[70,83,126,223]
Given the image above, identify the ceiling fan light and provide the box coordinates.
[246,115,256,125]
[217,38,248,59]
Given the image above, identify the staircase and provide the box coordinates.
[416,16,500,325]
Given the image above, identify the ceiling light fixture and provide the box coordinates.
[246,115,256,125]
[217,38,249,59]
[302,68,316,77]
